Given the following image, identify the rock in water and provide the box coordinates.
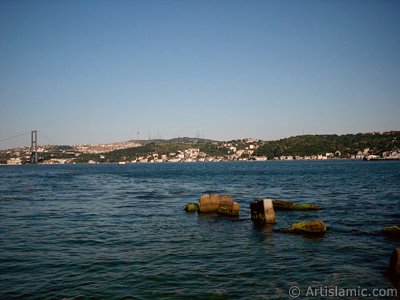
[198,194,232,213]
[387,248,400,279]
[217,200,240,216]
[198,194,240,216]
[285,220,326,235]
[272,199,294,210]
[383,225,400,236]
[386,248,400,292]
[292,203,321,210]
[250,199,276,225]
[184,203,198,212]
[273,199,321,211]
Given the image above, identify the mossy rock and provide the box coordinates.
[273,199,321,211]
[197,194,240,216]
[285,220,327,235]
[292,203,321,210]
[198,194,234,213]
[383,225,400,236]
[217,201,240,216]
[184,203,198,212]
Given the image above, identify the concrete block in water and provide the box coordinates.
[250,199,276,225]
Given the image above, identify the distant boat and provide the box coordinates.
[118,161,126,165]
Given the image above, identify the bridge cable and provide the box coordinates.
[0,131,30,143]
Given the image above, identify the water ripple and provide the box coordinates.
[0,161,399,299]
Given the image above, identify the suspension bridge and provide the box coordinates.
[0,130,56,164]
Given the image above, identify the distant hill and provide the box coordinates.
[77,131,399,162]
[254,131,400,158]
[137,137,215,145]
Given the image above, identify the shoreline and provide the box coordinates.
[1,158,399,166]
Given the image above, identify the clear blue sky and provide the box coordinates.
[1,0,399,148]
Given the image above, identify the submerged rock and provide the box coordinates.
[250,199,276,225]
[198,194,240,216]
[292,203,321,210]
[285,220,327,235]
[184,203,198,212]
[383,225,400,236]
[272,199,294,210]
[273,199,321,211]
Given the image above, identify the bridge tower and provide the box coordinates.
[31,130,38,164]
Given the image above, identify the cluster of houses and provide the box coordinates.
[119,148,213,164]
[1,140,142,165]
[75,141,141,154]
[271,148,400,161]
[382,150,400,160]
[120,138,263,164]
[354,148,400,161]
[1,146,77,165]
[2,148,33,165]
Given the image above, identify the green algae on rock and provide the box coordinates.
[285,220,327,235]
[217,200,240,216]
[273,199,321,211]
[292,203,321,210]
[184,203,198,212]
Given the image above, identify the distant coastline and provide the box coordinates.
[1,131,399,165]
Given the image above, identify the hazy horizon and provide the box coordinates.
[1,1,399,148]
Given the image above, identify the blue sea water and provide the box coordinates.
[0,161,399,299]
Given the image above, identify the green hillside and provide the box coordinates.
[2,131,399,164]
[76,140,229,163]
[254,132,400,158]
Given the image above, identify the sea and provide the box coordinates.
[0,161,399,299]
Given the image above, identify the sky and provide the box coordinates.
[1,0,399,148]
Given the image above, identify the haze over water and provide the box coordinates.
[0,161,399,299]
